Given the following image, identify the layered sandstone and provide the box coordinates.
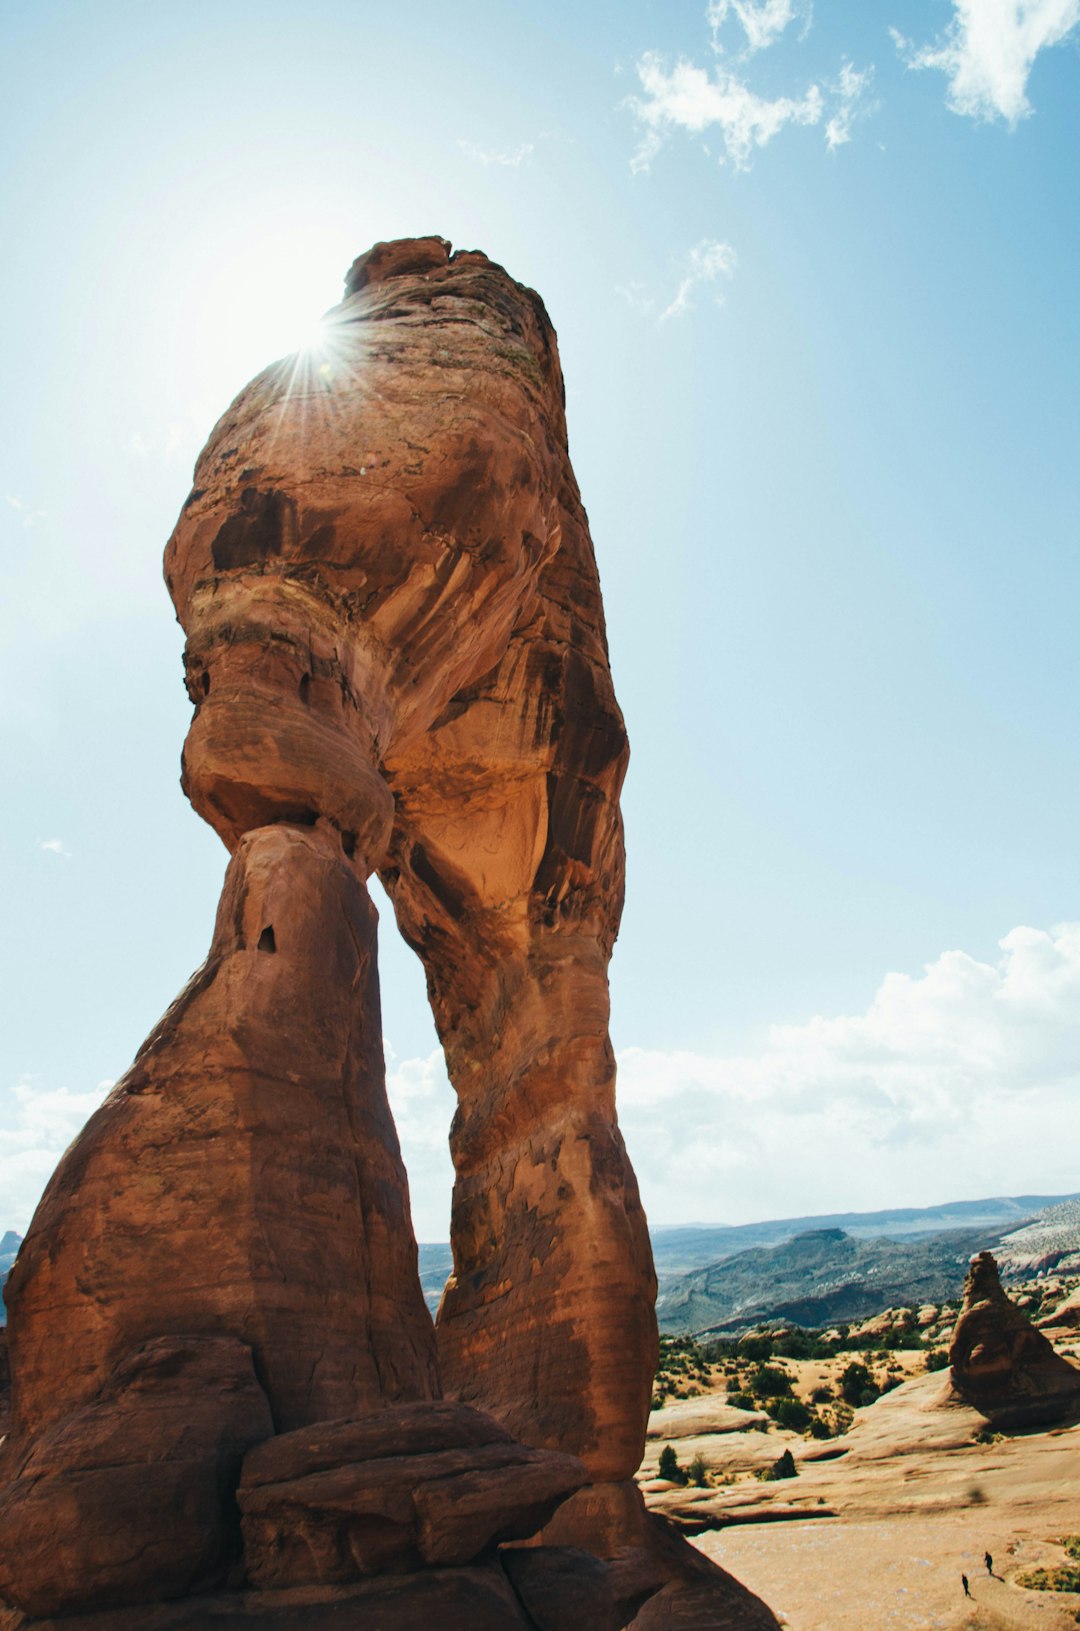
[163,235,657,1485]
[949,1251,1080,1429]
[0,238,754,1626]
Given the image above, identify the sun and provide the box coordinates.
[193,229,358,410]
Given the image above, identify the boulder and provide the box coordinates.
[237,1403,587,1588]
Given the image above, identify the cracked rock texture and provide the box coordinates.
[0,237,677,1624]
[948,1251,1080,1429]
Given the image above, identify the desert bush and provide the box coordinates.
[688,1452,709,1487]
[924,1348,950,1372]
[749,1365,794,1400]
[758,1448,797,1481]
[657,1444,687,1484]
[1016,1566,1080,1593]
[767,1397,812,1432]
[838,1362,878,1406]
[739,1335,776,1363]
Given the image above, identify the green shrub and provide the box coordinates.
[810,1385,832,1403]
[688,1453,709,1487]
[749,1365,794,1400]
[838,1362,878,1406]
[727,1391,755,1411]
[657,1444,685,1483]
[767,1397,812,1432]
[1016,1566,1080,1593]
[760,1448,797,1481]
[925,1349,950,1372]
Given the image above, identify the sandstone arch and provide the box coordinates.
[0,238,778,1629]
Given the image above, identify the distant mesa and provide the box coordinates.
[948,1250,1080,1429]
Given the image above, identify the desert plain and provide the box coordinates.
[639,1289,1080,1630]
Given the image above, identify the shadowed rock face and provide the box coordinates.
[0,239,666,1622]
[949,1250,1080,1429]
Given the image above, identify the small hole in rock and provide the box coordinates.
[299,673,311,704]
[342,830,357,859]
[257,926,276,954]
[201,670,211,697]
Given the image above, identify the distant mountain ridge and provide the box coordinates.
[4,1195,1078,1325]
[654,1225,996,1335]
[648,1194,1078,1279]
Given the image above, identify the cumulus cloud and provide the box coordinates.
[457,139,535,168]
[0,1079,113,1233]
[892,0,1080,124]
[708,0,811,55]
[384,1044,456,1242]
[630,52,824,171]
[617,923,1080,1224]
[10,926,1078,1245]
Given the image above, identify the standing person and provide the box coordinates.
[962,1574,971,1598]
[985,1552,994,1576]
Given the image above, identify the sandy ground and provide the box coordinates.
[640,1361,1080,1630]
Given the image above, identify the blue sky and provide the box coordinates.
[3,0,1079,1239]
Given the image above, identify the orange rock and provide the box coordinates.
[0,238,671,1621]
[948,1250,1080,1428]
[0,1335,272,1617]
[163,236,657,1479]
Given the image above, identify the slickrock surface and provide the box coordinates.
[0,239,716,1627]
[949,1251,1080,1428]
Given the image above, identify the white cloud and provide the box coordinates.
[825,60,876,150]
[37,837,71,859]
[892,0,1080,124]
[708,0,811,55]
[11,925,1078,1248]
[457,139,535,168]
[384,1044,456,1242]
[630,52,823,171]
[661,238,738,321]
[0,1080,113,1233]
[617,922,1080,1225]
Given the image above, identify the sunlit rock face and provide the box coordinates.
[0,239,665,1622]
[949,1250,1080,1429]
[165,234,658,1481]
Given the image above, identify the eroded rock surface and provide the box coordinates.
[164,235,657,1482]
[0,237,728,1626]
[238,1402,587,1587]
[0,1335,272,1617]
[949,1250,1080,1428]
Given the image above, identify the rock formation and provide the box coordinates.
[948,1250,1080,1429]
[0,238,777,1628]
